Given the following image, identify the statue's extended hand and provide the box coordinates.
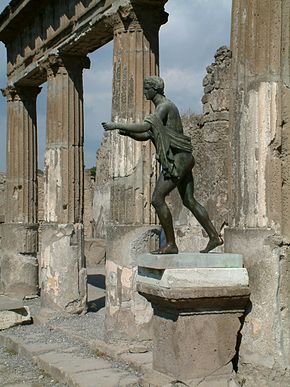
[102,122,118,131]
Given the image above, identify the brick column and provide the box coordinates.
[39,54,90,314]
[105,2,167,342]
[0,85,40,296]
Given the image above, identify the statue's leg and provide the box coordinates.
[151,173,178,254]
[177,171,223,253]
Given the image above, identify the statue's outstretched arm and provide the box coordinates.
[119,130,150,141]
[102,121,150,133]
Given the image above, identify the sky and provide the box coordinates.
[0,0,232,171]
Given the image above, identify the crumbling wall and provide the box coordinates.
[169,46,231,252]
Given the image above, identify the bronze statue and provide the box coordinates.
[102,76,223,254]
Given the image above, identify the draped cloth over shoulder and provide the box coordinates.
[144,114,193,179]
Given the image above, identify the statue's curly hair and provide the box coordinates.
[144,76,164,95]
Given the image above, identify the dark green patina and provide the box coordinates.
[102,76,223,254]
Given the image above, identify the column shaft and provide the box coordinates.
[0,85,40,297]
[44,55,89,224]
[227,0,290,377]
[2,86,40,224]
[230,0,284,231]
[39,54,90,314]
[109,4,167,225]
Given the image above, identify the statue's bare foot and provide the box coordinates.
[200,236,223,253]
[151,244,179,254]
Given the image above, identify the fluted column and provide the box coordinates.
[104,2,167,342]
[109,3,168,225]
[229,0,287,232]
[226,0,290,378]
[0,85,40,297]
[42,54,90,224]
[39,54,90,314]
[2,85,40,224]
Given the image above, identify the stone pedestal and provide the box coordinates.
[40,223,86,314]
[137,253,250,381]
[105,225,159,342]
[0,223,38,296]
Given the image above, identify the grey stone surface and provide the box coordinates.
[137,259,250,380]
[0,297,32,330]
[0,307,31,330]
[105,225,160,343]
[0,296,23,311]
[0,223,38,297]
[225,228,290,383]
[152,311,238,380]
[138,267,249,288]
[84,238,105,267]
[0,223,38,255]
[40,223,87,314]
[137,252,243,269]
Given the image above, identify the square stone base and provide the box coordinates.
[40,223,87,314]
[137,252,250,380]
[0,223,38,297]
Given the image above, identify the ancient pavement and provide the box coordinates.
[0,264,238,387]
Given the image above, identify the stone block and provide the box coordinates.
[137,252,243,269]
[0,223,38,296]
[84,238,105,267]
[0,252,38,296]
[105,225,160,342]
[225,228,290,375]
[0,223,38,254]
[138,267,248,288]
[106,225,160,267]
[0,296,32,330]
[137,253,250,381]
[40,223,87,314]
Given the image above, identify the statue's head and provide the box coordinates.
[144,76,165,99]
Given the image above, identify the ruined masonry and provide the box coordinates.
[1,0,290,386]
[0,0,167,314]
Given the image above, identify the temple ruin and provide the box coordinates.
[0,0,290,385]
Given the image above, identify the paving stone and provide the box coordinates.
[71,368,140,387]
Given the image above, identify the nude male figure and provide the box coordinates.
[102,76,223,254]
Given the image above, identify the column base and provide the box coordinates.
[40,223,87,314]
[224,228,290,381]
[137,252,250,380]
[105,225,160,343]
[0,223,38,297]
